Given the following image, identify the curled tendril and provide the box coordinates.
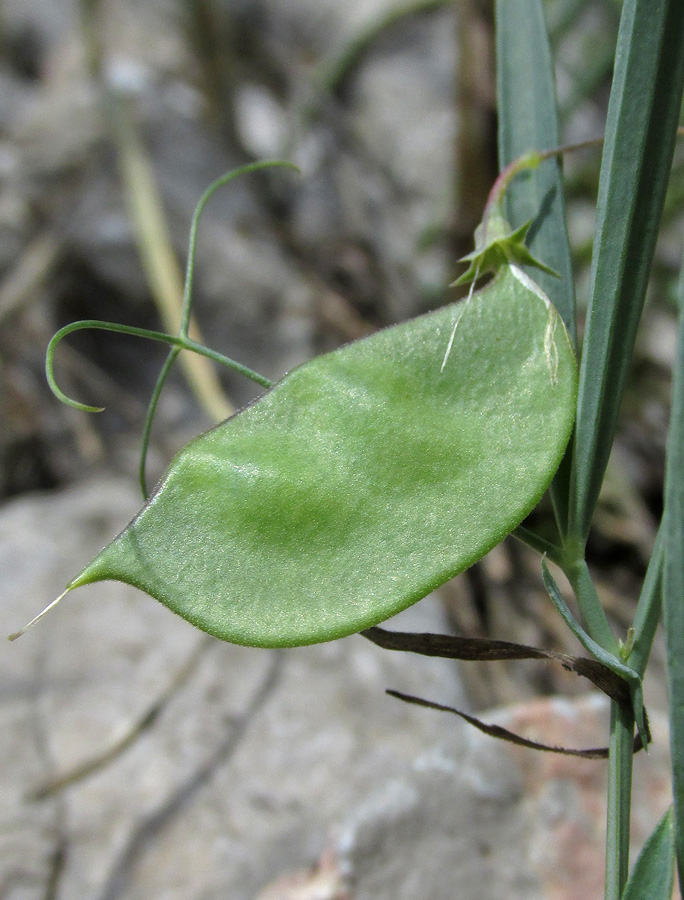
[46,159,298,496]
[180,160,300,336]
[46,319,274,410]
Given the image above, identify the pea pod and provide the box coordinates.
[46,264,577,647]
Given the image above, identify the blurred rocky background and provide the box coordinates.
[1,0,682,897]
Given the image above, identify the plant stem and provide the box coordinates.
[563,557,619,656]
[605,699,635,900]
[510,524,563,565]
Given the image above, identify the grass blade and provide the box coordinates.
[628,526,664,679]
[568,0,684,545]
[495,0,577,539]
[620,807,674,900]
[495,0,576,343]
[664,251,684,890]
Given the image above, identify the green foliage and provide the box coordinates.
[620,808,675,900]
[541,561,646,743]
[567,0,684,547]
[495,0,577,543]
[495,0,576,344]
[664,256,684,888]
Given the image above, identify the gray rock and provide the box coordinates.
[329,695,672,900]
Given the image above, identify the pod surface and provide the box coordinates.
[71,265,577,646]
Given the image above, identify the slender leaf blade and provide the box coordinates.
[495,0,577,539]
[495,0,576,343]
[541,562,638,690]
[63,266,577,647]
[569,0,684,544]
[628,526,664,679]
[664,255,684,889]
[620,807,675,900]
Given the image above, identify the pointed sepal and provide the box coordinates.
[452,208,560,287]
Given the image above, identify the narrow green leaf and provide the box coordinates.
[541,560,647,750]
[620,807,675,900]
[664,254,684,889]
[568,0,684,544]
[495,0,576,343]
[541,563,640,692]
[58,265,577,648]
[495,0,577,541]
[628,526,664,678]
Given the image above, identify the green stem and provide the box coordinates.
[483,138,603,236]
[541,562,645,733]
[485,128,684,250]
[138,347,181,499]
[511,524,563,565]
[563,557,619,656]
[180,161,299,338]
[605,700,634,900]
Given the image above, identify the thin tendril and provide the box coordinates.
[139,347,180,498]
[181,160,300,338]
[139,160,298,494]
[46,319,274,412]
